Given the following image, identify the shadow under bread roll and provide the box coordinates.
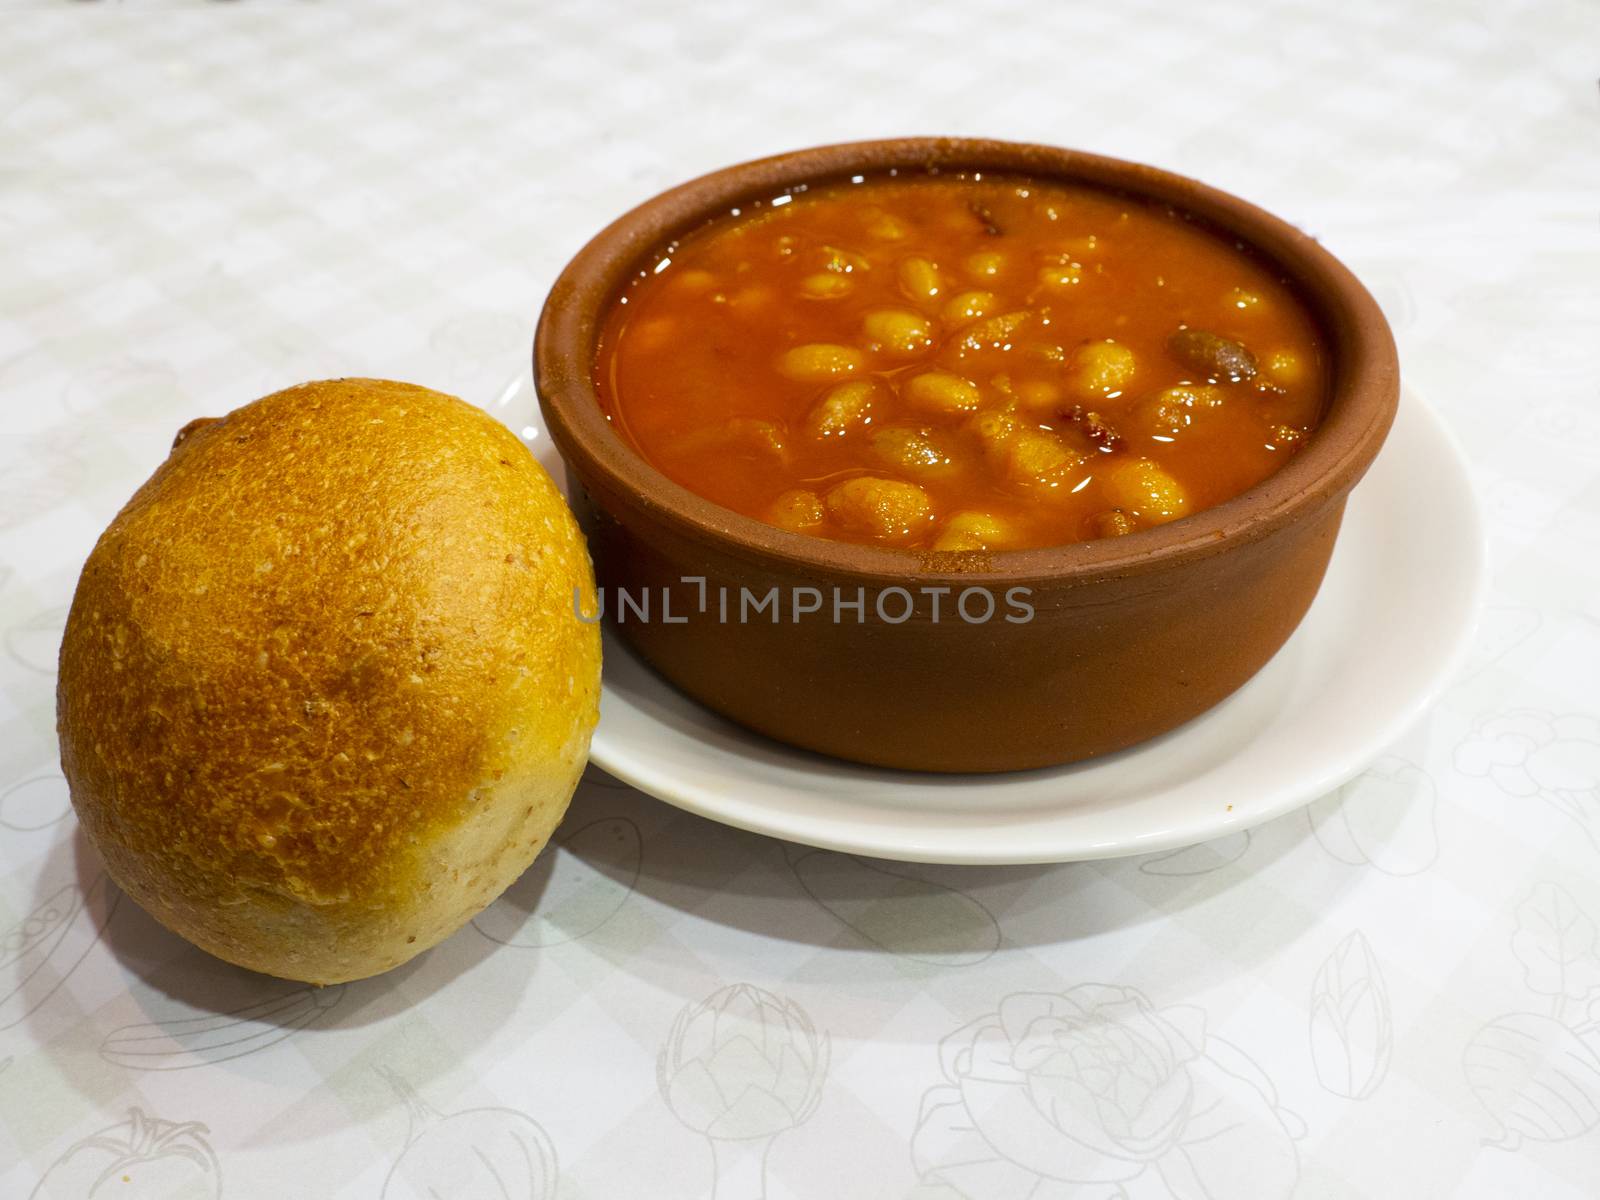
[57,379,601,984]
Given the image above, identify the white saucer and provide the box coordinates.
[491,380,1484,864]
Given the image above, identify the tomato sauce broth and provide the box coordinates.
[595,172,1328,551]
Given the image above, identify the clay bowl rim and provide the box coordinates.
[534,137,1399,586]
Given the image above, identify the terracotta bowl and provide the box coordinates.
[534,138,1399,773]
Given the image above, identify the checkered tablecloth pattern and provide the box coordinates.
[2,2,1599,1196]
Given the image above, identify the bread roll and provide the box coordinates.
[57,379,601,984]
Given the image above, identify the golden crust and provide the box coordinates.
[57,379,601,983]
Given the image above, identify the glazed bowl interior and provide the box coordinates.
[536,137,1398,584]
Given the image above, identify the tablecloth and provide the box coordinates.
[2,1,1598,1196]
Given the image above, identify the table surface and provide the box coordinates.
[2,2,1598,1197]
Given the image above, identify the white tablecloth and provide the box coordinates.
[2,2,1598,1196]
